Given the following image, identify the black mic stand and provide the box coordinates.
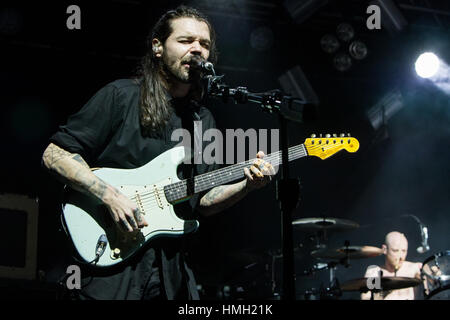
[203,73,314,300]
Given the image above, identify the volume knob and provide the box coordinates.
[111,248,121,260]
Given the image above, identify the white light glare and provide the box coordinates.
[415,52,440,78]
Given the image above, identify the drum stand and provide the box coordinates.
[314,230,328,250]
[303,260,345,299]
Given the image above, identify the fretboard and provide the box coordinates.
[164,143,308,203]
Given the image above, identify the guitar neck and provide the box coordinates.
[164,143,308,203]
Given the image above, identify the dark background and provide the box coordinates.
[1,0,449,300]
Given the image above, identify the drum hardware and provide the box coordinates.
[303,287,320,300]
[320,277,343,300]
[300,242,353,300]
[226,247,306,299]
[421,250,450,300]
[301,262,343,300]
[292,217,360,232]
[292,217,359,250]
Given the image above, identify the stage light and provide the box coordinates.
[349,41,368,60]
[367,88,403,131]
[336,23,354,42]
[320,34,340,54]
[415,52,440,78]
[333,52,352,72]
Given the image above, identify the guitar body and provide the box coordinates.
[62,146,199,267]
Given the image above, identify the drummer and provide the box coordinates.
[361,231,422,300]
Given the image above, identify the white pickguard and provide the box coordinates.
[62,146,199,267]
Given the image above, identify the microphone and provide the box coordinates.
[188,56,215,75]
[417,224,430,254]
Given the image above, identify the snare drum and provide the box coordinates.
[421,251,450,300]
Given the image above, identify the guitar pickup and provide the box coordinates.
[134,192,145,215]
[153,185,164,209]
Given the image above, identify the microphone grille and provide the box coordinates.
[204,62,214,70]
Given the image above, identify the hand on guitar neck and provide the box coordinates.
[243,151,276,192]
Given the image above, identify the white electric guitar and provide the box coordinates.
[62,134,359,267]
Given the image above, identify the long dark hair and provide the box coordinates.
[136,6,218,135]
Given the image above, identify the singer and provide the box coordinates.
[361,231,423,300]
[41,6,274,300]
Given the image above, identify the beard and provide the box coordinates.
[166,63,190,83]
[162,53,203,84]
[162,58,191,84]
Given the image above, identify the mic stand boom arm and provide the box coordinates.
[204,74,316,300]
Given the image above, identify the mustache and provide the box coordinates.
[183,55,207,67]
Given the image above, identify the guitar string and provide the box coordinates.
[132,140,353,205]
[130,144,355,215]
[139,138,351,201]
[137,148,336,209]
[136,145,307,202]
[136,141,349,204]
[135,147,305,207]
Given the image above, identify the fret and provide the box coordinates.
[164,144,308,203]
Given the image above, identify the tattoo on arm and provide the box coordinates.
[199,181,248,215]
[42,143,73,168]
[71,154,89,168]
[43,143,112,202]
[203,186,227,206]
[83,177,108,200]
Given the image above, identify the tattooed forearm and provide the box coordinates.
[42,143,73,168]
[71,154,89,168]
[82,175,108,200]
[42,143,113,202]
[199,180,248,216]
[203,186,228,204]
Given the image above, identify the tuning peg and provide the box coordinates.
[347,133,351,137]
[333,133,337,137]
[340,133,345,137]
[319,134,323,138]
[325,134,331,138]
[311,134,316,138]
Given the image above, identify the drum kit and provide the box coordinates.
[292,217,386,300]
[226,217,449,300]
[294,217,449,300]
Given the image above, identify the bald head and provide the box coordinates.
[385,231,408,248]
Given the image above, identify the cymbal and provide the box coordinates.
[292,217,359,232]
[311,246,383,260]
[340,277,422,292]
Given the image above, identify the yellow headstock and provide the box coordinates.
[304,133,359,160]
